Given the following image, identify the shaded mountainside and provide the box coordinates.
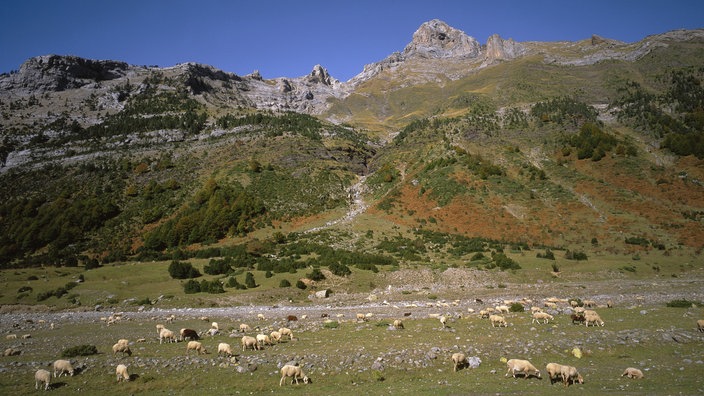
[0,21,703,269]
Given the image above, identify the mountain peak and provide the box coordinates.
[403,19,481,59]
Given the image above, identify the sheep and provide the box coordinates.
[186,341,208,355]
[112,342,132,357]
[560,365,583,386]
[287,315,298,322]
[4,348,21,356]
[279,364,309,386]
[393,319,404,329]
[505,359,541,379]
[115,364,130,382]
[241,335,260,351]
[218,342,233,357]
[356,313,368,322]
[279,327,294,340]
[479,310,490,319]
[697,319,704,332]
[165,314,175,323]
[489,314,508,328]
[211,322,219,331]
[256,333,273,347]
[571,314,586,325]
[583,299,596,308]
[199,316,209,322]
[35,369,51,390]
[545,363,565,384]
[584,310,605,327]
[531,312,554,324]
[530,306,543,314]
[496,305,510,314]
[544,301,558,309]
[451,352,467,372]
[439,315,448,328]
[239,323,251,333]
[159,328,177,344]
[22,334,31,339]
[53,359,74,377]
[5,334,17,340]
[622,367,644,379]
[180,328,200,341]
[270,330,282,343]
[156,324,165,335]
[257,313,266,321]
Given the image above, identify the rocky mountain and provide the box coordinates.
[0,20,703,268]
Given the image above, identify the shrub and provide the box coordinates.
[323,321,339,329]
[307,268,326,281]
[183,279,201,294]
[279,279,291,288]
[17,286,32,293]
[509,302,524,312]
[245,272,257,288]
[329,263,352,277]
[536,249,555,260]
[168,260,201,279]
[565,250,588,261]
[666,299,700,308]
[492,253,521,270]
[203,258,233,275]
[61,344,98,358]
[295,280,307,290]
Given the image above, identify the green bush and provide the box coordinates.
[279,279,291,288]
[61,344,98,358]
[296,280,307,290]
[666,299,700,308]
[183,279,201,294]
[329,263,352,277]
[307,268,326,281]
[245,272,257,288]
[168,260,201,279]
[509,302,524,312]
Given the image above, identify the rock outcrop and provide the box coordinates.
[403,19,481,59]
[485,34,527,62]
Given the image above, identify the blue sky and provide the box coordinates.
[1,0,703,81]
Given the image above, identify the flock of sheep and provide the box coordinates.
[14,296,704,391]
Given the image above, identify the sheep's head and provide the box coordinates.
[302,375,310,384]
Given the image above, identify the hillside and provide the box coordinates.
[0,20,702,277]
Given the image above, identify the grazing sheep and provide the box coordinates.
[241,335,260,351]
[544,301,558,309]
[489,314,508,328]
[479,310,490,319]
[560,365,583,386]
[451,352,467,372]
[159,328,177,344]
[607,300,613,308]
[279,364,309,386]
[287,315,298,322]
[239,323,251,333]
[53,359,74,377]
[584,310,605,327]
[496,305,510,314]
[4,348,21,356]
[531,312,554,324]
[217,342,233,357]
[530,306,543,314]
[505,359,541,379]
[697,319,704,332]
[257,313,266,321]
[22,334,31,339]
[270,331,282,343]
[112,342,132,357]
[180,328,199,341]
[115,364,129,382]
[211,322,219,331]
[393,319,404,329]
[571,314,586,325]
[583,299,596,308]
[279,327,294,341]
[546,363,565,384]
[356,313,368,322]
[199,316,209,322]
[439,315,447,328]
[35,369,51,390]
[156,324,165,335]
[256,333,273,347]
[186,341,207,355]
[622,367,644,379]
[5,334,17,340]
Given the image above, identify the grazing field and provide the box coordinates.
[1,259,703,395]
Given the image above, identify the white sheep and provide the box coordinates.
[530,306,543,314]
[451,352,467,372]
[115,364,130,382]
[356,313,368,322]
[531,312,554,324]
[6,334,17,340]
[211,322,219,331]
[439,315,448,328]
[496,305,510,314]
[4,347,21,356]
[112,342,132,357]
[159,328,177,344]
[584,310,604,327]
[239,323,251,333]
[256,333,272,347]
[546,362,565,384]
[241,335,260,351]
[218,342,233,357]
[270,330,282,343]
[186,341,208,355]
[489,314,508,328]
[257,313,266,321]
[35,369,51,390]
[479,310,490,319]
[392,319,404,329]
[622,367,644,379]
[560,365,583,386]
[697,319,704,332]
[156,324,165,335]
[505,359,541,379]
[279,364,309,386]
[53,359,74,377]
[278,327,294,341]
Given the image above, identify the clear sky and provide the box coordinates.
[1,0,703,82]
